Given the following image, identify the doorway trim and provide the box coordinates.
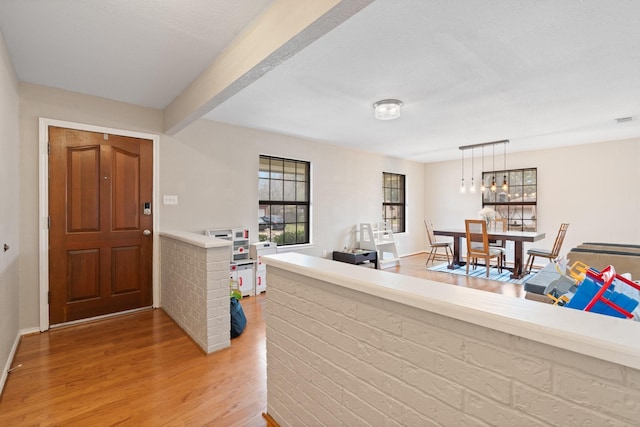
[38,118,160,331]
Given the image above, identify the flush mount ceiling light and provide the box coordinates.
[373,99,402,120]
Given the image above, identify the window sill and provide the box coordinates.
[274,243,315,253]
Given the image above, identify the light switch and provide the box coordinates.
[163,195,178,205]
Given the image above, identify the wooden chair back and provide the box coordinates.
[490,218,508,247]
[491,218,507,232]
[424,219,437,246]
[550,223,570,258]
[465,219,489,256]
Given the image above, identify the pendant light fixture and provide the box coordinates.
[490,144,497,192]
[501,142,508,192]
[459,149,466,193]
[470,147,476,193]
[480,145,486,193]
[458,140,509,195]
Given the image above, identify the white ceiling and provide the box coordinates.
[0,0,273,108]
[1,0,639,163]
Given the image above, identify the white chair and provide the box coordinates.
[358,222,400,269]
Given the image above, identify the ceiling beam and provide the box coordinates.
[163,0,374,135]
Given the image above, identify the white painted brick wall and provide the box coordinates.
[266,267,640,426]
[160,236,230,353]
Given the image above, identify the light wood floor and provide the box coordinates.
[391,253,526,299]
[0,253,525,425]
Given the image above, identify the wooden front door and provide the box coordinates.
[48,126,153,324]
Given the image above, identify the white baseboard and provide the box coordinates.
[400,251,426,257]
[0,330,23,395]
[21,327,40,336]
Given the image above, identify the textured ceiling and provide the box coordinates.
[0,0,273,108]
[203,0,640,162]
[1,0,639,162]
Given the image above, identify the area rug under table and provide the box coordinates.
[428,262,536,285]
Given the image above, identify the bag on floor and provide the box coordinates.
[230,297,247,338]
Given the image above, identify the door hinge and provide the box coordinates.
[48,291,51,304]
[47,142,50,155]
[47,216,51,229]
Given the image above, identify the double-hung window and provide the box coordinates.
[258,155,310,245]
[382,172,405,233]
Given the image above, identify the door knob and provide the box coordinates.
[143,229,152,236]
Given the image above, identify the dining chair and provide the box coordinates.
[489,218,508,266]
[465,219,503,277]
[524,223,569,272]
[424,219,453,266]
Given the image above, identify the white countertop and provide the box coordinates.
[159,230,231,248]
[264,252,640,370]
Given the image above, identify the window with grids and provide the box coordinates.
[258,155,310,245]
[482,167,537,231]
[382,172,405,233]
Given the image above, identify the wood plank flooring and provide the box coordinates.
[0,253,525,425]
[392,253,526,299]
[0,298,268,426]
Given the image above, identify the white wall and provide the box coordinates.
[0,30,20,389]
[160,234,231,353]
[265,259,640,426]
[163,119,426,258]
[424,139,640,263]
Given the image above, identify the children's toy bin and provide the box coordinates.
[565,266,640,318]
[565,276,638,318]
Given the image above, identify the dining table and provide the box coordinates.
[432,227,546,279]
